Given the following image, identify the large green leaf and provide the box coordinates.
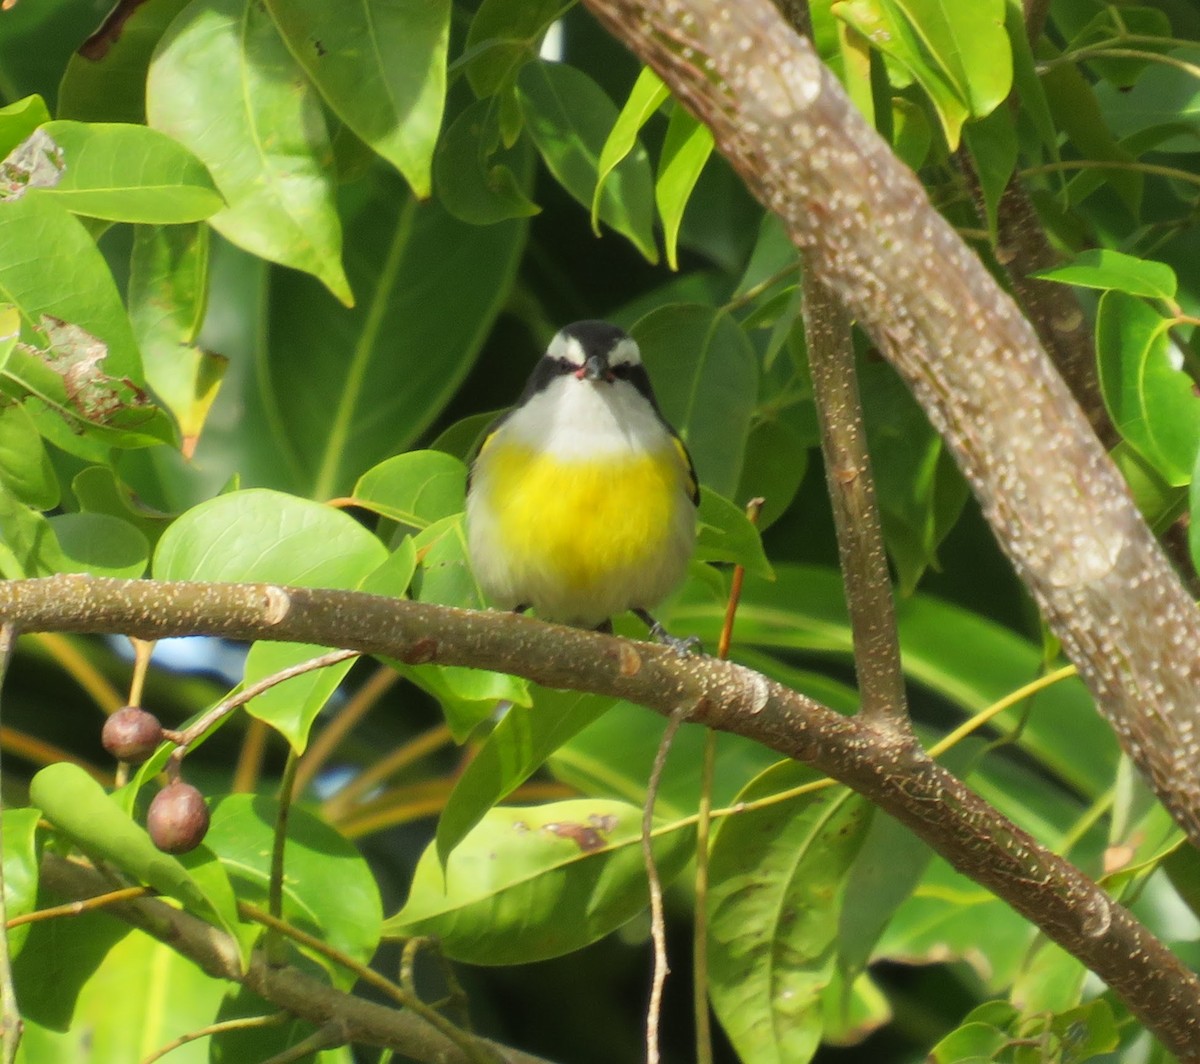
[128,223,226,450]
[655,105,715,271]
[1096,290,1200,486]
[1034,249,1178,301]
[0,195,142,379]
[154,489,387,749]
[0,400,58,509]
[206,795,382,990]
[28,763,244,952]
[517,60,657,262]
[386,798,693,963]
[1093,46,1200,152]
[17,929,225,1061]
[437,689,618,864]
[633,304,758,498]
[463,0,566,98]
[147,0,352,303]
[708,763,872,1064]
[0,95,50,157]
[263,0,450,197]
[256,173,526,500]
[351,450,467,529]
[3,808,42,960]
[593,65,668,231]
[31,120,222,223]
[58,0,192,123]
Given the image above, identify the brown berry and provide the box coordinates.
[101,706,164,764]
[147,781,210,854]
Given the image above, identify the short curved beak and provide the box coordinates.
[579,354,611,382]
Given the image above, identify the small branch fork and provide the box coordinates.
[2,576,1200,1057]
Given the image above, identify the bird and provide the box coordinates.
[466,320,699,648]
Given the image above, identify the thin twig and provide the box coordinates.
[169,648,359,766]
[0,623,21,1064]
[803,270,909,728]
[239,903,500,1064]
[6,884,149,928]
[642,703,691,1064]
[140,1012,290,1064]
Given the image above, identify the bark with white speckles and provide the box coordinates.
[579,0,1200,880]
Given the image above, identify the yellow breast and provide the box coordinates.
[467,435,695,626]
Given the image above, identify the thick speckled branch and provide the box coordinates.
[578,0,1200,861]
[2,575,1200,1057]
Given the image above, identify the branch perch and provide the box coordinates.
[2,575,1200,1057]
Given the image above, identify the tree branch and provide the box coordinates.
[3,575,1200,1058]
[803,270,909,728]
[579,0,1200,874]
[37,852,553,1064]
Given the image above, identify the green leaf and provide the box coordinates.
[0,195,143,380]
[433,98,540,225]
[928,1021,1012,1062]
[890,96,932,170]
[58,0,192,124]
[1096,290,1200,486]
[386,798,693,963]
[593,66,669,231]
[263,0,450,198]
[147,0,352,304]
[1005,0,1058,162]
[2,313,173,449]
[255,177,526,500]
[633,305,759,498]
[0,95,50,157]
[3,808,42,959]
[1033,249,1178,301]
[48,512,149,578]
[405,513,529,739]
[734,416,810,531]
[154,490,388,749]
[29,121,222,223]
[876,855,1032,989]
[351,450,467,529]
[17,928,226,1059]
[696,487,773,579]
[860,360,969,592]
[708,762,873,1064]
[71,466,173,548]
[517,60,658,262]
[28,763,245,954]
[1093,46,1200,152]
[0,400,58,509]
[206,795,382,989]
[154,488,386,584]
[834,0,971,147]
[892,0,1011,116]
[128,223,227,450]
[463,0,565,98]
[1040,62,1141,212]
[962,104,1017,241]
[656,105,714,271]
[0,486,62,578]
[437,689,618,863]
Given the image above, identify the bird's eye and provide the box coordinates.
[610,363,632,380]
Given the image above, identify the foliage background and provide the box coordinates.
[2,0,1200,1061]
